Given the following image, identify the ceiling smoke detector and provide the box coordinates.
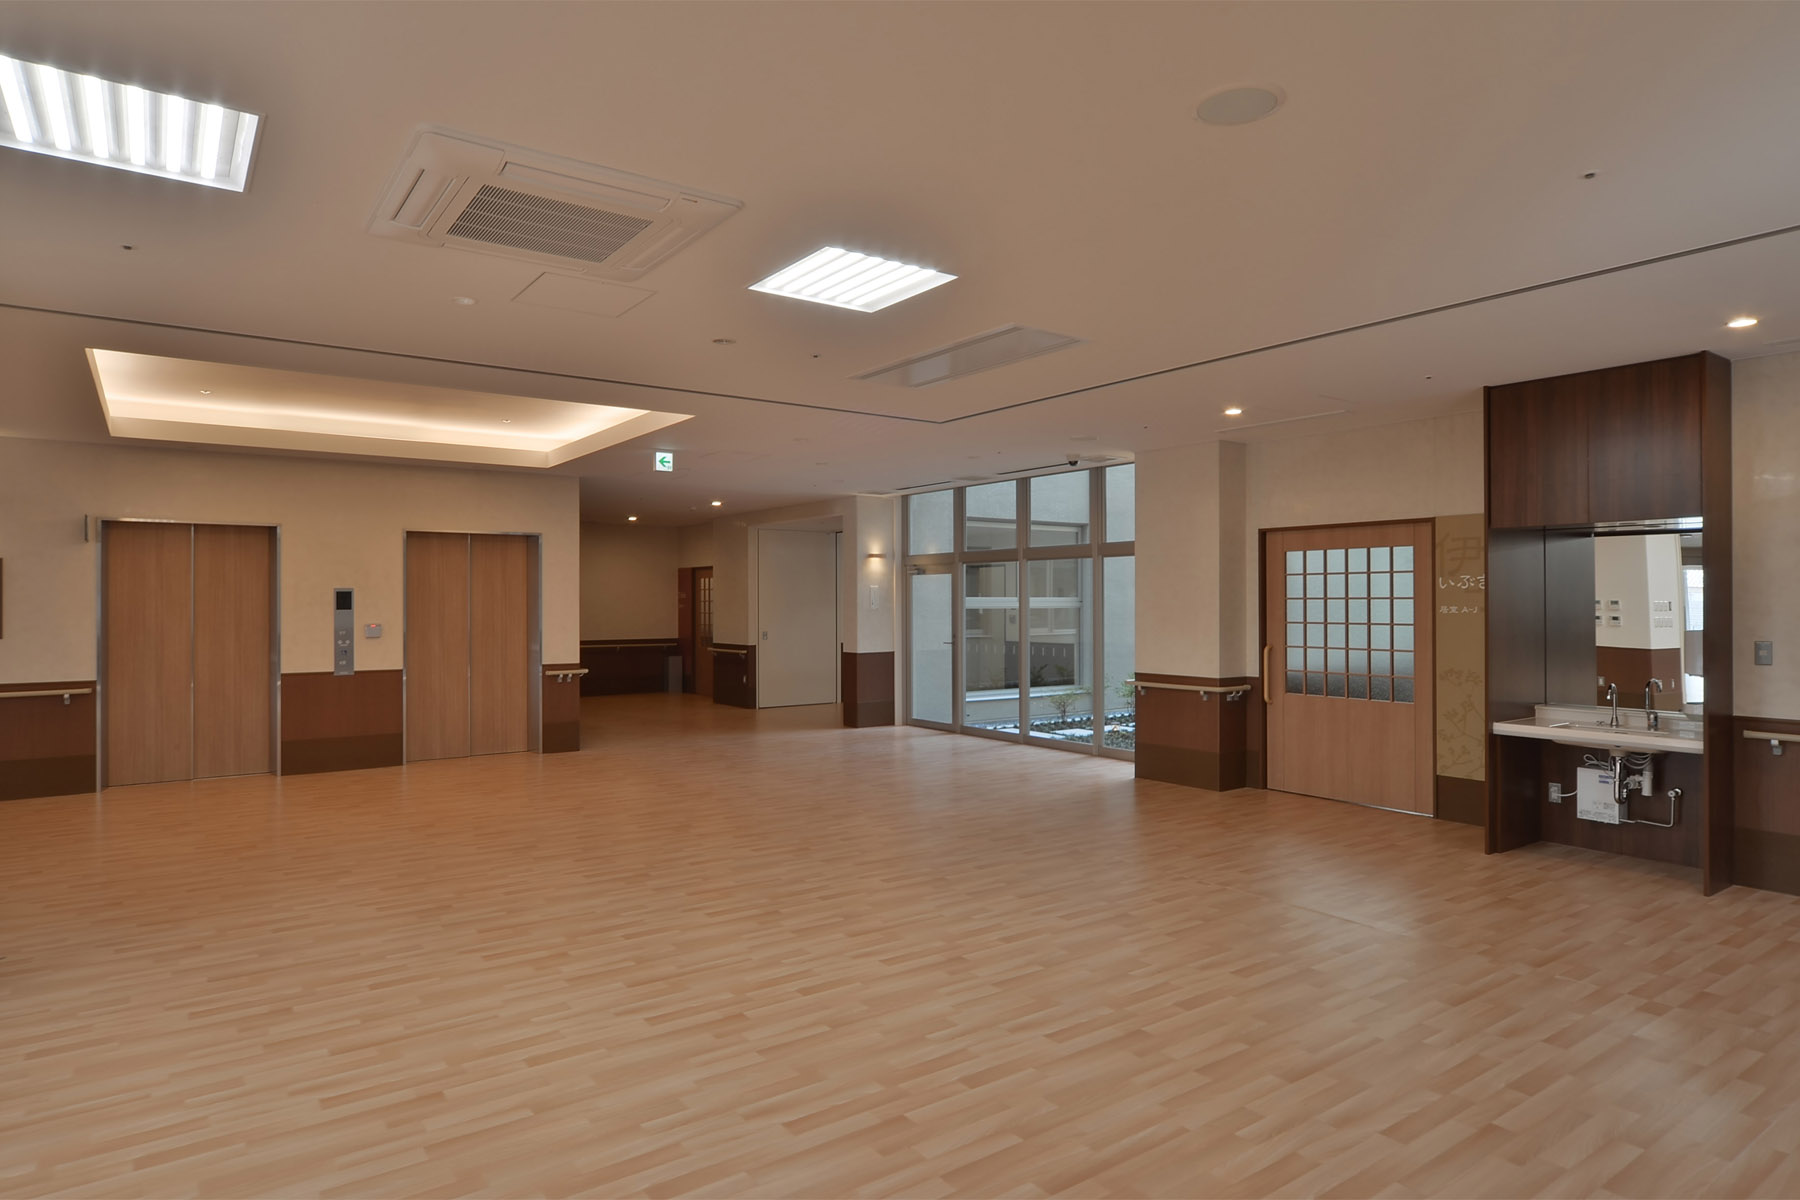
[1195,86,1284,126]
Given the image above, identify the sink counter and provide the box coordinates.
[1492,704,1703,755]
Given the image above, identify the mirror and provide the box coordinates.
[1586,527,1704,716]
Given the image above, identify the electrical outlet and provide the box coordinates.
[1549,783,1563,804]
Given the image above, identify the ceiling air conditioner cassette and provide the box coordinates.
[368,126,741,281]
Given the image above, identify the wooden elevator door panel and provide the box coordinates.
[104,522,193,786]
[469,534,530,756]
[193,525,274,779]
[406,532,471,761]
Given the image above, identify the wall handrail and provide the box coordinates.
[1743,729,1800,745]
[544,668,590,682]
[712,647,751,657]
[579,641,680,649]
[1125,679,1252,702]
[1,688,93,704]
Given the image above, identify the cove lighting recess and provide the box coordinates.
[749,247,955,313]
[0,53,260,190]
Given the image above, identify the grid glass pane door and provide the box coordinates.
[1283,543,1418,703]
[1266,522,1434,814]
[908,565,953,724]
[963,561,1020,733]
[1026,559,1093,746]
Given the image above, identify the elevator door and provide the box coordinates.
[1264,521,1435,814]
[404,531,534,761]
[103,521,274,787]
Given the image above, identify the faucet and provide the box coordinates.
[1606,682,1620,728]
[1644,679,1663,731]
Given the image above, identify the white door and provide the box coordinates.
[757,529,840,707]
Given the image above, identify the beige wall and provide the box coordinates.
[1733,353,1800,719]
[0,437,579,682]
[677,523,715,569]
[1241,410,1485,674]
[1136,441,1245,678]
[579,523,678,640]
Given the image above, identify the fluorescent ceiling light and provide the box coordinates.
[749,246,955,313]
[0,52,260,190]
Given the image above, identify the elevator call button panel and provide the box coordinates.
[333,588,354,676]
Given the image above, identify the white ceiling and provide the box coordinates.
[3,1,1799,522]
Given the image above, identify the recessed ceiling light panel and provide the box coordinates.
[0,53,260,190]
[749,247,955,312]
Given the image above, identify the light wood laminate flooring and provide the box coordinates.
[4,695,1800,1198]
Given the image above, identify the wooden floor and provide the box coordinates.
[5,696,1800,1198]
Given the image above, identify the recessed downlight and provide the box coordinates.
[750,247,955,312]
[1223,406,1244,416]
[1727,316,1759,329]
[627,515,638,522]
[710,500,723,507]
[1195,86,1284,127]
[450,296,476,306]
[0,53,260,189]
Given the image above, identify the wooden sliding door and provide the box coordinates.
[103,521,275,787]
[1264,521,1435,814]
[405,531,534,761]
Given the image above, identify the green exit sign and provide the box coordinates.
[653,451,674,472]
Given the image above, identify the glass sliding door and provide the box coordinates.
[908,564,954,725]
[1102,556,1136,751]
[962,560,1020,734]
[1026,558,1093,746]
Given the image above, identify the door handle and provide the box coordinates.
[1262,644,1270,704]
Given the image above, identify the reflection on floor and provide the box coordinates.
[3,693,1798,1197]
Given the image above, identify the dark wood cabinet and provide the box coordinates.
[1586,358,1703,523]
[1486,352,1718,529]
[1486,378,1590,527]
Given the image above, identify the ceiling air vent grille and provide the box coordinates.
[369,127,741,281]
[856,325,1083,388]
[445,185,656,265]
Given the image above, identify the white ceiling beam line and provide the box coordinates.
[0,52,259,190]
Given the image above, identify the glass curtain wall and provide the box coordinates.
[903,464,1135,758]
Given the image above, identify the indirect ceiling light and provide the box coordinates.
[1196,86,1284,126]
[1726,316,1759,329]
[749,247,955,313]
[0,53,260,190]
[86,349,691,469]
[1224,406,1244,416]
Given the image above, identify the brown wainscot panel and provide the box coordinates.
[712,644,756,709]
[279,670,403,775]
[579,639,679,695]
[841,651,895,728]
[1434,776,1485,827]
[0,681,97,801]
[542,662,582,754]
[1134,673,1253,792]
[1734,715,1800,897]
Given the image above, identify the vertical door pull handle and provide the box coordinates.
[1262,645,1270,704]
